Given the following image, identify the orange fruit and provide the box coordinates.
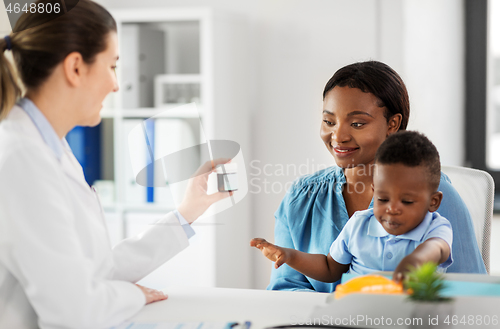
[335,274,404,299]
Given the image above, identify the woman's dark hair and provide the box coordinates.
[0,0,116,119]
[323,61,409,131]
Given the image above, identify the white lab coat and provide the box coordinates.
[0,106,190,329]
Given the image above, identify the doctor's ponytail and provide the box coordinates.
[0,36,22,120]
[0,0,116,120]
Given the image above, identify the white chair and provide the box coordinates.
[441,165,494,273]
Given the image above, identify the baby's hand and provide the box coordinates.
[250,238,289,268]
[393,254,420,283]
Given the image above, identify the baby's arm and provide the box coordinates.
[250,238,349,283]
[393,237,451,282]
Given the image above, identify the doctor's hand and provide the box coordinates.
[136,284,168,304]
[177,158,233,223]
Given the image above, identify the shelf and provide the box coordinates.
[112,7,210,23]
[123,204,176,213]
[100,106,202,119]
[155,74,202,84]
[155,75,202,107]
[123,107,201,119]
[93,7,222,290]
[103,203,176,213]
[100,108,115,118]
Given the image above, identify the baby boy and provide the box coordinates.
[251,131,453,282]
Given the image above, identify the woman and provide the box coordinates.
[268,61,486,293]
[0,1,230,328]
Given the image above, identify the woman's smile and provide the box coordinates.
[332,146,359,157]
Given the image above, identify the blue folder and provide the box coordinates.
[66,125,101,186]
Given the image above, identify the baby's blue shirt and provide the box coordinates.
[329,208,453,275]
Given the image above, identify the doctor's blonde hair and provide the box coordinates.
[0,0,116,120]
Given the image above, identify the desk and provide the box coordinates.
[129,286,329,329]
[129,274,500,329]
[310,273,500,329]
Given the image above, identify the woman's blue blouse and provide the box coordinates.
[268,166,487,293]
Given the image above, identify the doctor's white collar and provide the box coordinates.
[17,97,70,160]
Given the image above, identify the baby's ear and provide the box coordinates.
[429,191,443,212]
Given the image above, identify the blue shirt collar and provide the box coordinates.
[367,209,433,241]
[17,98,66,160]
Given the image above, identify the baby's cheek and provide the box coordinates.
[373,204,383,218]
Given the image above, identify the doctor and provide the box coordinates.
[0,1,231,328]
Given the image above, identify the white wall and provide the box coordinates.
[402,0,465,166]
[0,4,9,35]
[379,0,465,166]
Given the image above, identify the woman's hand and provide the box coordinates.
[135,284,168,304]
[177,158,233,223]
[250,238,290,269]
